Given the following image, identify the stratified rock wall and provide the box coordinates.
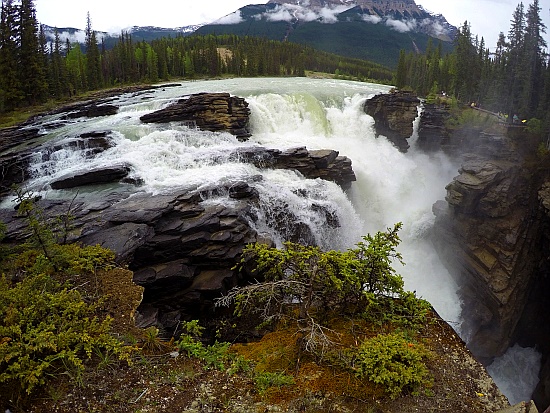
[140,92,251,140]
[429,122,547,362]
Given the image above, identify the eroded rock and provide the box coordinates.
[364,90,420,152]
[140,92,251,140]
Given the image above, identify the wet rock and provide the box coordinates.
[50,163,132,189]
[140,92,251,140]
[231,146,356,189]
[364,90,420,152]
[63,104,118,119]
[432,127,544,363]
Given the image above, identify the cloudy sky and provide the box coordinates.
[35,0,550,48]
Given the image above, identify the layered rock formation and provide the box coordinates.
[416,106,550,410]
[140,92,251,140]
[364,90,420,151]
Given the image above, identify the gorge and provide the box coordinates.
[0,77,548,411]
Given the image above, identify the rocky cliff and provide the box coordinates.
[364,90,420,151]
[418,104,550,411]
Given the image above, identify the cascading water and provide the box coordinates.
[11,77,539,404]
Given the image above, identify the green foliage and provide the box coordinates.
[219,223,432,362]
[445,107,497,130]
[176,320,238,372]
[362,291,432,330]
[254,371,295,394]
[349,332,431,399]
[527,117,544,138]
[12,243,115,277]
[0,272,134,395]
[224,224,408,322]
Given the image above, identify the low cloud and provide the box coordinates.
[362,14,382,24]
[57,30,86,44]
[213,11,244,25]
[419,19,446,37]
[259,4,352,24]
[385,18,417,33]
[362,14,423,34]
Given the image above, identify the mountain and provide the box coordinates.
[42,24,202,50]
[196,0,456,68]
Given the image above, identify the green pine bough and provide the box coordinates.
[216,222,434,398]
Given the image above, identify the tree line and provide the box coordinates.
[0,0,393,114]
[396,0,549,126]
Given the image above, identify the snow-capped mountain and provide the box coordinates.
[41,24,202,48]
[262,0,456,40]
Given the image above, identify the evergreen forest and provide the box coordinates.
[396,0,549,130]
[0,0,392,114]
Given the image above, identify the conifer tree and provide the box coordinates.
[0,0,22,111]
[85,12,101,90]
[522,0,547,117]
[19,0,46,104]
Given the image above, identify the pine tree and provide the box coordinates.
[506,2,527,118]
[0,0,22,111]
[85,12,101,90]
[395,49,408,89]
[453,21,478,102]
[522,0,547,117]
[19,0,47,104]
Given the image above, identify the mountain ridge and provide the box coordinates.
[197,0,456,68]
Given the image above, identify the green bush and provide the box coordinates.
[13,244,115,277]
[0,272,134,395]
[254,371,295,394]
[350,332,431,399]
[176,321,241,372]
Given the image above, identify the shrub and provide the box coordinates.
[0,272,134,395]
[350,332,431,399]
[254,371,295,394]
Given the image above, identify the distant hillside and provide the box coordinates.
[195,2,455,68]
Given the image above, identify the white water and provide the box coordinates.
[488,345,542,404]
[13,77,540,402]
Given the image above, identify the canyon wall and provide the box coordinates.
[418,104,550,410]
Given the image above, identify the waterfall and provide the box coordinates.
[12,77,539,403]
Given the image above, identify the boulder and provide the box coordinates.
[140,92,251,140]
[63,104,118,119]
[50,163,132,189]
[364,90,420,152]
[230,146,356,189]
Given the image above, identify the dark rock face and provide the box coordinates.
[231,146,356,189]
[62,104,118,119]
[430,123,548,359]
[364,90,420,152]
[417,103,452,152]
[140,92,252,140]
